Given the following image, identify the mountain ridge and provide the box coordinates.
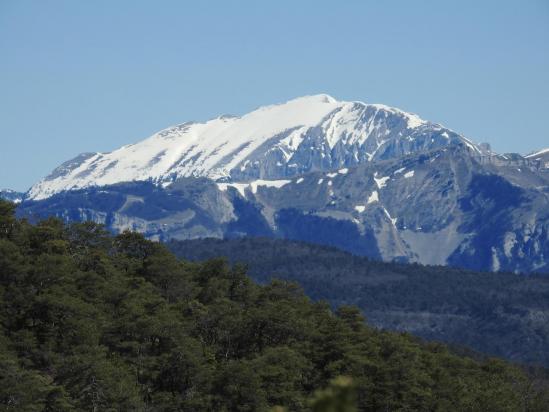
[14,95,549,273]
[27,94,489,200]
[167,236,549,367]
[17,143,549,273]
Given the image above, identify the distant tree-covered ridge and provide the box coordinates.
[0,199,548,411]
[168,237,549,368]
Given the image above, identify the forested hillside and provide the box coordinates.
[1,199,548,411]
[169,237,549,367]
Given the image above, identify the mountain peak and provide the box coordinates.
[287,93,338,104]
[27,95,482,200]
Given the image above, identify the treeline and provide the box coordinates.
[0,199,548,411]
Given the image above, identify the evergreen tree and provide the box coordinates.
[0,199,547,411]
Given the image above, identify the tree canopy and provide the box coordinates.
[0,199,547,411]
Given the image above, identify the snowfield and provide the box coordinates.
[28,94,481,200]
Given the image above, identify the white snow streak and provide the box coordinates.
[525,148,549,158]
[217,179,290,196]
[383,207,397,226]
[367,191,379,204]
[374,175,390,189]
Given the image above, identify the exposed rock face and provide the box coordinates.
[18,145,549,273]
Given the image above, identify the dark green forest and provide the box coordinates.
[1,199,548,411]
[168,237,549,367]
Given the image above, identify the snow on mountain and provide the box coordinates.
[526,148,549,158]
[525,148,549,170]
[0,189,24,203]
[524,148,549,162]
[28,94,481,200]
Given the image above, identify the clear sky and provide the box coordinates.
[1,0,548,191]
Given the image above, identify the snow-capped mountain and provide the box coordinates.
[28,94,483,200]
[17,94,549,273]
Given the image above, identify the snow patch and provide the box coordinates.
[383,207,397,226]
[503,232,517,258]
[374,175,390,189]
[367,191,379,204]
[405,114,426,129]
[525,148,549,158]
[404,170,414,178]
[354,205,366,213]
[217,179,290,196]
[491,247,501,271]
[217,183,249,197]
[250,179,291,194]
[461,136,481,154]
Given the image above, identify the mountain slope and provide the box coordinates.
[17,94,549,273]
[0,189,24,203]
[27,94,483,200]
[167,236,549,367]
[18,143,549,273]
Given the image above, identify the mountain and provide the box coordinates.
[18,146,549,273]
[27,94,485,200]
[17,95,549,273]
[168,236,549,367]
[0,189,24,203]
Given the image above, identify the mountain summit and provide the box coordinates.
[18,95,549,273]
[28,94,482,200]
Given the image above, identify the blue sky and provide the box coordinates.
[1,0,548,191]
